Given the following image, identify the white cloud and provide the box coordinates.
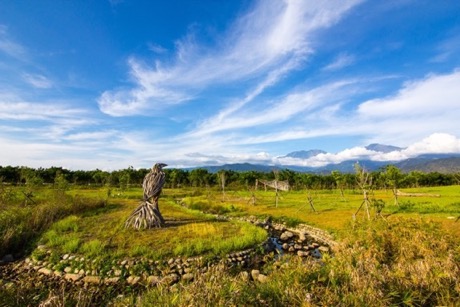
[270,133,460,168]
[402,133,460,155]
[322,53,355,71]
[22,73,53,89]
[358,70,460,118]
[430,33,460,63]
[98,0,363,116]
[187,79,356,138]
[64,130,118,141]
[148,43,167,54]
[0,101,86,121]
[0,25,26,59]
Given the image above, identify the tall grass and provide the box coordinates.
[171,221,267,257]
[129,217,460,306]
[0,189,106,258]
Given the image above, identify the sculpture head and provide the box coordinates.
[153,163,168,170]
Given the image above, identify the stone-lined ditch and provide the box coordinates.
[1,215,336,291]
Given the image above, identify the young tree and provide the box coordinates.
[273,169,280,207]
[385,165,402,206]
[20,167,43,206]
[331,170,346,199]
[354,163,373,220]
[217,170,227,200]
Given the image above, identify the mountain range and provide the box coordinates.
[190,144,460,174]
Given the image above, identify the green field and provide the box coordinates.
[1,184,460,306]
[164,185,460,237]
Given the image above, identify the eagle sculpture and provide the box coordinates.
[125,163,167,229]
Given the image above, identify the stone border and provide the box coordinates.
[24,217,335,286]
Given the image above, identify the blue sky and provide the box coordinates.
[1,0,460,170]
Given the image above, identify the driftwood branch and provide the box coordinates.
[396,190,441,197]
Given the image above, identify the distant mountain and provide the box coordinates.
[395,156,460,173]
[196,157,460,174]
[365,143,403,153]
[283,149,326,159]
[185,144,460,174]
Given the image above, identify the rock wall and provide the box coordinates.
[13,216,336,287]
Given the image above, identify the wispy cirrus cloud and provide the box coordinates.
[22,73,53,89]
[187,79,356,138]
[430,32,460,63]
[98,0,363,116]
[0,100,85,121]
[0,25,26,59]
[322,53,355,71]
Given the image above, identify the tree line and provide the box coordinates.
[0,165,459,191]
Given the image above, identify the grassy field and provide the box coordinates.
[37,198,267,261]
[1,184,460,306]
[165,185,460,238]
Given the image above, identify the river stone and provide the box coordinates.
[311,249,322,259]
[64,273,82,282]
[282,243,289,250]
[299,231,307,242]
[280,231,294,241]
[319,246,330,253]
[105,277,120,284]
[114,269,122,276]
[64,267,72,273]
[251,270,260,281]
[182,273,194,282]
[294,244,302,250]
[127,276,141,285]
[38,268,53,275]
[297,250,309,257]
[83,276,101,284]
[257,274,268,283]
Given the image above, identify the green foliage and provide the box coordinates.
[62,236,80,253]
[81,239,106,257]
[0,188,105,257]
[132,218,460,306]
[52,215,80,232]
